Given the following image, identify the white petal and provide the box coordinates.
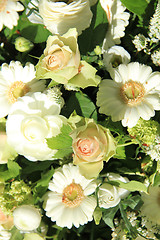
[122,106,140,127]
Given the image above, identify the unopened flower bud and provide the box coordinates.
[15,37,34,52]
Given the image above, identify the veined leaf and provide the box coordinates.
[120,0,151,16]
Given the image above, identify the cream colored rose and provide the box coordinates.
[6,92,67,161]
[38,0,93,36]
[36,28,80,84]
[70,119,116,178]
[98,183,120,208]
[13,205,41,231]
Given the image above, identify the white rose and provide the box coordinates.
[38,0,93,35]
[6,92,67,161]
[98,183,120,209]
[13,205,41,232]
[106,172,130,199]
[103,45,131,77]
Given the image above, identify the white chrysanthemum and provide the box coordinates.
[43,163,97,229]
[97,62,160,128]
[103,45,131,77]
[0,0,24,31]
[0,61,46,118]
[140,185,160,226]
[27,0,93,35]
[0,224,11,240]
[101,0,130,51]
[6,92,67,161]
[13,205,41,232]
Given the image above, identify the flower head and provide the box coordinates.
[0,0,24,31]
[101,0,130,51]
[0,61,46,118]
[6,92,67,161]
[27,0,93,35]
[103,45,131,76]
[43,163,97,229]
[13,205,41,232]
[97,62,160,128]
[70,118,116,178]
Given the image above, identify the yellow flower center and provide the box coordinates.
[7,81,31,104]
[62,182,84,208]
[0,0,7,12]
[120,80,145,106]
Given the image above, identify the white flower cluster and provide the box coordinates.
[149,0,160,43]
[132,34,150,53]
[143,135,160,161]
[151,50,160,66]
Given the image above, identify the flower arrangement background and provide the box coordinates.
[1,0,160,240]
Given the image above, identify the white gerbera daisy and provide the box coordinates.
[140,185,160,225]
[43,163,97,229]
[97,62,160,128]
[101,0,130,51]
[0,61,46,118]
[103,45,131,77]
[0,0,24,31]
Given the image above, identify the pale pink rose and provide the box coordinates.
[71,119,116,178]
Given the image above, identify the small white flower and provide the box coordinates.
[43,163,97,229]
[132,34,149,52]
[0,0,24,31]
[27,0,93,35]
[0,61,46,118]
[101,0,130,51]
[13,205,41,232]
[149,0,160,43]
[6,92,67,161]
[98,183,120,209]
[97,62,160,128]
[103,45,131,77]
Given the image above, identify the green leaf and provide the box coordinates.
[114,146,126,159]
[61,92,98,120]
[18,14,51,43]
[10,227,24,240]
[0,160,21,181]
[122,195,143,210]
[109,180,148,193]
[120,0,151,16]
[119,202,138,238]
[102,205,119,228]
[152,171,160,186]
[46,124,73,159]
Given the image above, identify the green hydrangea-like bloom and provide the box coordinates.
[128,118,160,145]
[0,180,33,215]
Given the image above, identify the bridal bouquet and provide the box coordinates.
[1,0,160,239]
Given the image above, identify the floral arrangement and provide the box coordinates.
[1,0,160,239]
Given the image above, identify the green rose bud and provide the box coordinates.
[70,119,116,179]
[15,37,34,52]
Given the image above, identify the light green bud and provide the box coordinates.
[23,233,45,240]
[15,37,34,52]
[128,118,160,145]
[94,45,102,55]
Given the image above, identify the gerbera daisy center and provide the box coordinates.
[120,80,145,106]
[0,0,7,12]
[62,182,84,208]
[7,81,31,103]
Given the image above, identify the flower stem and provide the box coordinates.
[117,141,134,147]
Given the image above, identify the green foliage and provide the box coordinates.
[120,0,151,16]
[9,227,24,240]
[46,124,73,159]
[109,180,148,193]
[102,205,119,228]
[0,160,21,181]
[62,91,98,120]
